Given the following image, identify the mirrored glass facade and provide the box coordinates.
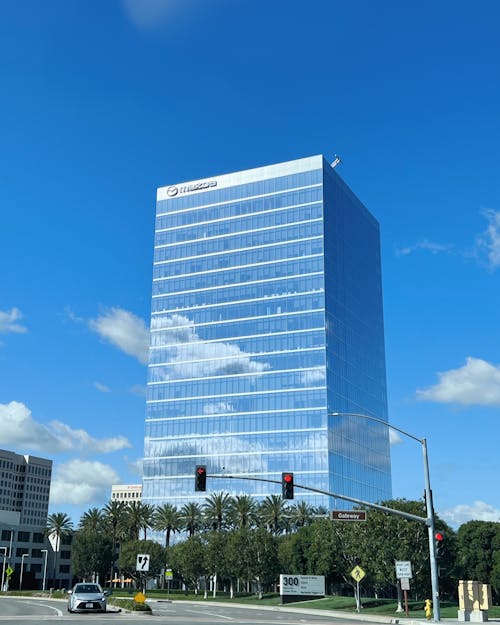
[143,155,391,510]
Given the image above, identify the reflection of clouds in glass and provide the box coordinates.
[152,314,269,379]
[329,417,391,471]
[150,314,196,342]
[300,367,326,386]
[203,402,234,415]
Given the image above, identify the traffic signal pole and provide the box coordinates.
[422,438,441,622]
[207,463,441,621]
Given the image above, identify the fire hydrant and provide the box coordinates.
[424,599,432,620]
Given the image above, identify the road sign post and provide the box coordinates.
[350,566,366,613]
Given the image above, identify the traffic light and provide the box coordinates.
[435,531,445,557]
[195,465,207,492]
[282,472,294,499]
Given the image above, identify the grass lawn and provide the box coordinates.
[107,589,500,618]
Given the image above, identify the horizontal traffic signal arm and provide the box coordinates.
[204,472,429,525]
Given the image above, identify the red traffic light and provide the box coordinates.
[282,472,294,499]
[195,465,207,491]
[435,532,444,541]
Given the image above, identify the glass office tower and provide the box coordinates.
[143,155,392,510]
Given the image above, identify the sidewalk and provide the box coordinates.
[146,599,500,625]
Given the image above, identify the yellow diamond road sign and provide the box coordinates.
[5,566,13,577]
[350,565,366,582]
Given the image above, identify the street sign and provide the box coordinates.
[136,554,150,572]
[395,560,412,579]
[165,568,173,579]
[279,574,325,597]
[350,566,366,582]
[5,566,13,577]
[332,510,367,521]
[400,577,410,590]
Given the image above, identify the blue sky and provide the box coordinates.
[1,0,499,528]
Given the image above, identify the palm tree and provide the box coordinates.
[180,502,203,536]
[124,501,155,540]
[229,495,258,529]
[203,492,232,531]
[258,495,290,535]
[289,501,314,530]
[46,512,73,588]
[153,504,182,547]
[103,500,127,583]
[79,507,104,533]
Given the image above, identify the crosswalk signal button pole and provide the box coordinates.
[282,472,294,499]
[195,465,207,491]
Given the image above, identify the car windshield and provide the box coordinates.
[75,584,100,593]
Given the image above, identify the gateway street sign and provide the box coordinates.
[332,510,367,521]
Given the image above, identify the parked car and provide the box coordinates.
[67,583,108,613]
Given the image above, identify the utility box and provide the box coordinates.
[458,580,492,622]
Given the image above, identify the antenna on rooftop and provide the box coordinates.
[331,155,342,169]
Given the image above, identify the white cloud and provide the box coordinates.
[89,307,149,365]
[0,401,131,454]
[0,308,27,334]
[94,381,110,393]
[396,239,453,257]
[475,209,500,269]
[439,500,500,527]
[417,357,500,406]
[50,459,120,505]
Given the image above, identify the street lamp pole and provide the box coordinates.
[0,547,6,592]
[41,549,48,592]
[8,529,14,559]
[20,553,28,591]
[330,412,441,621]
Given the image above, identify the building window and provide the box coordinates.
[1,530,12,541]
[18,531,30,542]
[16,548,29,557]
[59,564,70,573]
[60,550,71,560]
[32,533,44,543]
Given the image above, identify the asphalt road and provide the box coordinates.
[0,596,380,624]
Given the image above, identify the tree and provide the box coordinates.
[258,495,290,535]
[153,504,182,547]
[72,531,113,583]
[79,508,104,534]
[118,539,166,589]
[181,502,203,536]
[203,492,232,531]
[249,528,280,597]
[124,502,155,540]
[204,531,230,597]
[103,500,128,585]
[289,501,315,530]
[457,521,499,596]
[169,536,206,594]
[46,512,73,588]
[229,495,258,530]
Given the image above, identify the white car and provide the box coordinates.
[67,583,108,613]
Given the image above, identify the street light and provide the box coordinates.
[20,553,28,591]
[41,549,48,592]
[329,412,441,622]
[0,547,6,592]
